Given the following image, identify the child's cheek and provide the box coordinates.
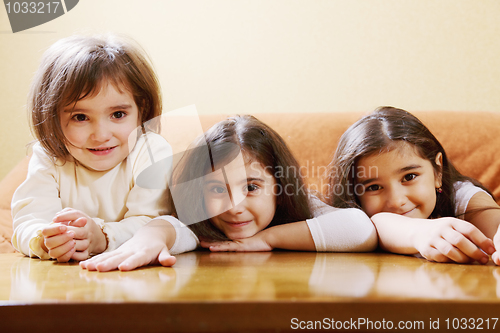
[358,195,374,217]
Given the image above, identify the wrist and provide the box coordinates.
[372,213,420,254]
[91,220,108,255]
[408,218,431,254]
[141,218,176,250]
[260,228,276,250]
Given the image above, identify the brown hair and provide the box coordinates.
[29,34,162,160]
[328,106,490,218]
[168,115,313,240]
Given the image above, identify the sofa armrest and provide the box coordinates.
[0,156,29,253]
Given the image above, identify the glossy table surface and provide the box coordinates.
[1,251,500,332]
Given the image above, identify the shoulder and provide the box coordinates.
[142,132,170,147]
[14,143,65,199]
[453,180,473,191]
[128,132,173,183]
[454,181,489,199]
[29,142,61,172]
[129,132,172,161]
[31,142,50,160]
[453,181,491,217]
[308,194,339,217]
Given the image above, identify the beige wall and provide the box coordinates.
[1,0,500,180]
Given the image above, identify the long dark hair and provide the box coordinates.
[328,106,490,218]
[168,115,312,240]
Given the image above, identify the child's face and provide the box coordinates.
[355,142,442,219]
[203,155,277,240]
[59,82,140,171]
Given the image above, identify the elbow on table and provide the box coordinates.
[350,208,378,252]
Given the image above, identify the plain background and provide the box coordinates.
[1,0,500,180]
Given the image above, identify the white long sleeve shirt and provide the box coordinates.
[12,132,172,259]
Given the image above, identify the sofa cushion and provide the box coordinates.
[416,111,500,200]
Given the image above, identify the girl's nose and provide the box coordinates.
[226,192,247,215]
[91,122,112,142]
[385,187,407,211]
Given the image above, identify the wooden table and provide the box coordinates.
[1,251,500,332]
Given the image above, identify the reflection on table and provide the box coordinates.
[1,251,500,332]
[3,251,500,302]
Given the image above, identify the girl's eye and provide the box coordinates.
[247,184,259,192]
[72,114,88,122]
[403,173,417,182]
[366,184,381,192]
[210,186,227,194]
[112,111,126,119]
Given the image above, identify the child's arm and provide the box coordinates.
[12,135,172,260]
[462,191,500,265]
[202,208,378,252]
[202,221,315,252]
[80,216,198,272]
[11,143,67,260]
[371,212,494,263]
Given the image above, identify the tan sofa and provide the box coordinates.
[1,111,500,253]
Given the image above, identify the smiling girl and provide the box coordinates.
[12,34,171,262]
[328,106,500,265]
[80,115,377,272]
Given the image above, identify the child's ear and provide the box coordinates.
[434,152,443,188]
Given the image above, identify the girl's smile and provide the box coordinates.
[203,154,277,240]
[222,220,252,227]
[88,146,117,155]
[355,142,442,219]
[59,82,140,171]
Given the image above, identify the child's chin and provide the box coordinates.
[402,209,427,219]
[227,232,254,240]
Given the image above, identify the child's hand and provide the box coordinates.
[41,223,76,262]
[413,217,494,264]
[81,217,178,272]
[80,237,176,272]
[491,225,500,265]
[200,233,273,252]
[53,208,107,261]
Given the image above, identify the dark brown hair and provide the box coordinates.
[168,115,313,240]
[29,34,162,160]
[328,106,490,218]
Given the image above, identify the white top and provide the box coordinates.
[159,215,199,255]
[164,195,378,255]
[11,132,172,259]
[454,181,489,218]
[306,196,377,252]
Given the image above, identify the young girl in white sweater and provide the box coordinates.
[12,34,171,262]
